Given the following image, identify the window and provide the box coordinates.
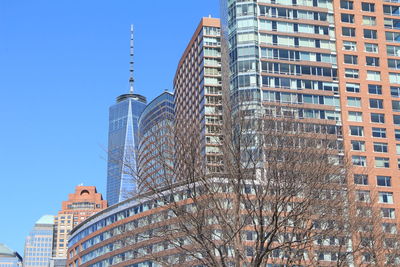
[345,68,359,78]
[398,158,400,169]
[340,0,353,9]
[365,43,378,53]
[346,83,360,93]
[362,2,375,12]
[366,57,379,66]
[348,111,363,122]
[394,115,400,125]
[344,54,358,64]
[386,31,400,42]
[391,86,400,97]
[352,140,366,151]
[357,207,372,217]
[383,223,397,234]
[374,142,388,153]
[388,59,400,70]
[375,157,390,168]
[382,208,395,219]
[368,84,382,95]
[343,41,357,51]
[363,16,376,26]
[364,29,377,39]
[396,129,400,140]
[391,73,400,84]
[372,127,387,138]
[378,176,392,186]
[387,45,400,56]
[350,126,364,136]
[384,5,400,16]
[342,27,356,37]
[369,98,384,109]
[342,13,355,23]
[348,97,361,107]
[397,144,400,154]
[353,155,367,166]
[393,101,400,112]
[367,71,381,81]
[362,253,372,263]
[354,174,368,185]
[357,190,371,202]
[371,113,385,123]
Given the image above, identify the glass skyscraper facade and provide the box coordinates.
[23,215,54,267]
[107,93,147,206]
[223,0,341,122]
[137,91,174,190]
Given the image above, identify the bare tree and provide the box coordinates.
[119,94,361,267]
[122,38,354,265]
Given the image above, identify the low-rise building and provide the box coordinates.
[0,243,22,267]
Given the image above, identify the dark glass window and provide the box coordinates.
[369,98,384,109]
[377,176,391,186]
[342,27,356,37]
[372,127,387,138]
[364,29,377,39]
[362,2,375,12]
[340,0,354,9]
[371,113,385,123]
[368,84,382,95]
[366,57,379,66]
[341,13,355,23]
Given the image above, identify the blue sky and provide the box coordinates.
[0,0,219,254]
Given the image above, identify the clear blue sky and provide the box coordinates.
[0,0,219,254]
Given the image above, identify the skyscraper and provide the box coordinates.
[0,243,22,267]
[334,0,400,216]
[52,186,106,259]
[106,26,147,205]
[221,0,400,265]
[23,215,54,267]
[137,91,174,190]
[174,17,223,174]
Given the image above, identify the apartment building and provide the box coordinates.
[223,0,400,264]
[174,17,224,174]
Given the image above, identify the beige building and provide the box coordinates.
[52,186,106,258]
[23,215,54,267]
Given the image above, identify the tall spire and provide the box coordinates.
[129,24,135,94]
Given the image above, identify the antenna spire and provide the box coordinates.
[129,24,135,94]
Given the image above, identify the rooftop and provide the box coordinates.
[36,215,54,225]
[0,243,15,257]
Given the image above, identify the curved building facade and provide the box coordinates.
[137,91,174,191]
[66,190,186,267]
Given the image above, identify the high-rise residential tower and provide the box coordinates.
[137,91,174,190]
[174,17,223,174]
[107,26,147,205]
[52,186,106,259]
[23,215,54,267]
[0,243,22,267]
[334,2,400,264]
[221,0,400,265]
[223,0,341,123]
